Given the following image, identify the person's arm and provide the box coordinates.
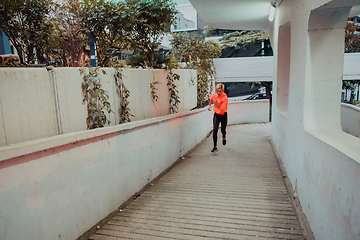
[218,97,228,113]
[208,95,214,111]
[208,100,212,111]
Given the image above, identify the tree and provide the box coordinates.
[203,25,235,38]
[342,80,355,102]
[354,80,360,102]
[170,32,221,107]
[80,0,134,67]
[125,0,177,68]
[345,21,360,53]
[0,0,55,64]
[220,30,272,57]
[50,0,87,67]
[342,79,360,103]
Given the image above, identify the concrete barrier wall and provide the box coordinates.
[0,99,270,240]
[341,103,360,138]
[0,68,197,147]
[123,69,197,122]
[0,108,213,240]
[272,110,360,240]
[213,53,360,83]
[269,2,360,240]
[228,100,269,125]
[0,68,59,146]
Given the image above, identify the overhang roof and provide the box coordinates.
[189,0,360,31]
[188,0,275,30]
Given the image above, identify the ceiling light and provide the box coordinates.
[268,4,276,21]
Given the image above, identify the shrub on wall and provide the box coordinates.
[80,67,113,129]
[170,32,221,107]
[112,61,134,123]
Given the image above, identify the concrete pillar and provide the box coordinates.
[89,35,97,67]
[270,1,360,240]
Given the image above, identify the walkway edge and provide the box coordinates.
[77,130,212,240]
[269,139,316,240]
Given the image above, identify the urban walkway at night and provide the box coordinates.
[88,123,313,240]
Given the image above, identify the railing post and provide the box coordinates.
[0,31,12,54]
[90,35,97,67]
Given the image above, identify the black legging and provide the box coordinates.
[213,112,227,147]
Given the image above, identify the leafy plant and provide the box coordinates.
[150,81,161,101]
[81,67,113,129]
[220,30,272,57]
[126,52,174,69]
[50,0,87,67]
[345,21,360,53]
[163,54,181,113]
[170,32,221,107]
[0,55,21,67]
[0,0,55,65]
[190,76,195,86]
[125,0,177,68]
[80,0,134,67]
[111,58,134,123]
[167,71,180,113]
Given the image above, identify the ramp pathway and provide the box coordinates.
[89,123,307,240]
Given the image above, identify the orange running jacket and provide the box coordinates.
[210,93,228,115]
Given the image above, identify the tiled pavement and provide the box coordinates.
[89,123,310,240]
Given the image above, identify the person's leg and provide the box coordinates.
[212,113,220,151]
[220,112,228,145]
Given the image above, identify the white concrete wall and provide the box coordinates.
[214,57,273,83]
[0,68,59,146]
[0,108,213,240]
[123,69,197,121]
[341,103,360,138]
[0,98,270,240]
[0,68,197,146]
[228,100,269,125]
[213,53,360,83]
[270,1,360,240]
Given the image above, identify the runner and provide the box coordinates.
[208,83,228,152]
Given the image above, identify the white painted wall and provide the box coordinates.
[0,68,59,146]
[341,103,360,138]
[269,1,360,240]
[0,108,213,240]
[213,53,360,83]
[228,100,269,125]
[0,98,268,240]
[123,69,197,121]
[214,57,273,83]
[0,68,197,146]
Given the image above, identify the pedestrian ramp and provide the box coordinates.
[88,123,311,240]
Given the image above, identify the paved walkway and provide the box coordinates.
[89,123,307,240]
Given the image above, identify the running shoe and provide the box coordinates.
[222,138,226,145]
[211,147,218,152]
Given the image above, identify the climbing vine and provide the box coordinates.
[111,59,134,123]
[170,32,221,107]
[150,81,161,101]
[81,67,113,129]
[164,56,181,113]
[167,70,180,113]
